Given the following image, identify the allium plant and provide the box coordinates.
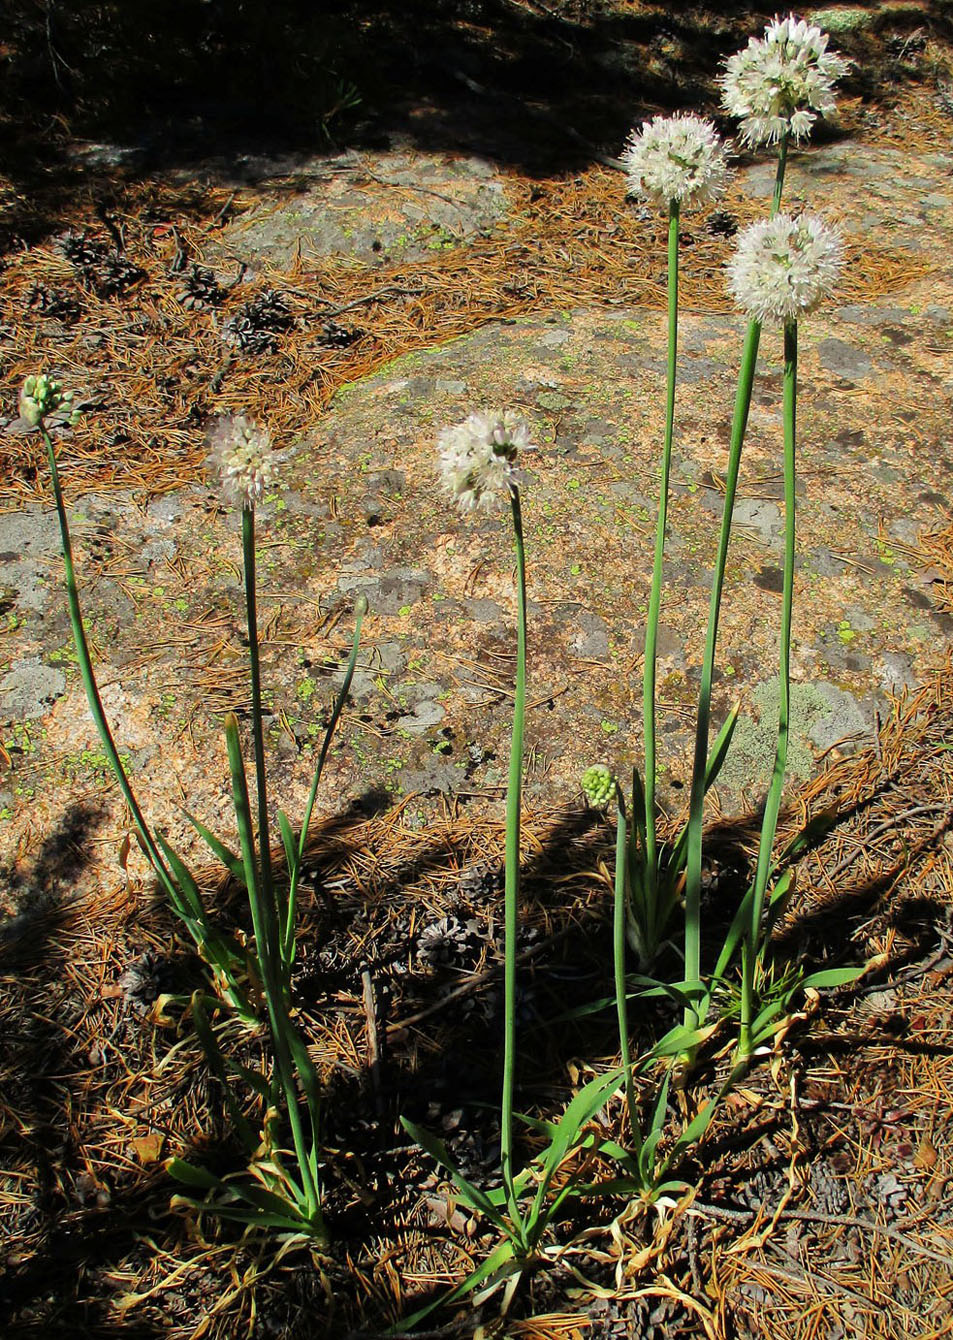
[28,386,368,1239]
[681,15,849,1055]
[402,414,639,1321]
[619,115,735,971]
[436,409,530,1218]
[725,214,851,1062]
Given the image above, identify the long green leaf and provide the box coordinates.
[531,1066,626,1218]
[518,1120,644,1184]
[388,1237,517,1336]
[295,596,367,866]
[647,1069,671,1138]
[166,1157,227,1190]
[570,1175,655,1198]
[286,1026,322,1120]
[170,1192,313,1233]
[224,713,275,972]
[514,1112,557,1138]
[548,994,617,1023]
[484,1165,534,1208]
[650,1020,716,1059]
[638,1070,672,1177]
[223,1055,273,1101]
[704,701,741,791]
[224,1178,309,1220]
[155,832,250,999]
[768,868,794,905]
[276,809,298,880]
[154,831,207,923]
[631,975,708,1008]
[752,996,787,1033]
[630,766,647,861]
[762,872,795,940]
[400,1117,506,1231]
[580,1135,641,1174]
[667,1093,720,1163]
[190,992,259,1152]
[666,703,743,883]
[801,966,865,991]
[714,883,756,980]
[182,809,246,884]
[780,805,839,862]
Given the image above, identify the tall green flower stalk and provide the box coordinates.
[241,502,279,970]
[738,321,797,1059]
[416,408,534,1238]
[682,141,788,1036]
[680,11,850,1042]
[25,381,254,1015]
[723,216,843,1061]
[500,478,528,1218]
[641,201,680,911]
[621,114,728,967]
[22,380,172,889]
[400,414,645,1326]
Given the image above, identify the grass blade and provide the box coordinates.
[531,1066,626,1218]
[801,966,864,990]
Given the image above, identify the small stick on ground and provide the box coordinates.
[361,966,383,1114]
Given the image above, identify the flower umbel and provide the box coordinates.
[727,212,843,324]
[437,410,530,512]
[209,415,278,509]
[622,114,728,210]
[581,764,618,809]
[19,374,75,427]
[721,15,850,147]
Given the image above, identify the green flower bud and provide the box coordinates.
[19,373,72,427]
[581,764,617,808]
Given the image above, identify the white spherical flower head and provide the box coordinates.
[209,415,278,509]
[727,212,843,324]
[721,14,850,147]
[437,410,530,512]
[622,114,728,210]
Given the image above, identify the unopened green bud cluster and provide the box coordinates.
[19,374,77,427]
[581,764,617,808]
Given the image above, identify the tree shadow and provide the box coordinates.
[0,800,105,962]
[0,0,943,246]
[1,764,949,1336]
